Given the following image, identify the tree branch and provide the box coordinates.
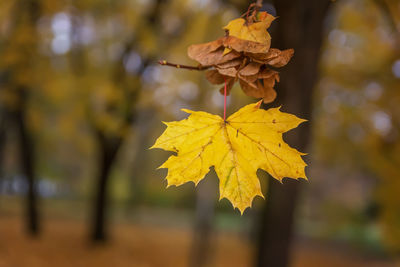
[158,60,211,70]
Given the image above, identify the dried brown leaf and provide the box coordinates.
[238,71,279,103]
[248,48,294,67]
[239,62,262,76]
[238,68,277,85]
[266,49,294,67]
[205,70,225,85]
[259,84,277,103]
[240,77,258,89]
[216,58,243,69]
[223,36,270,54]
[187,37,244,67]
[239,79,277,103]
[239,73,258,85]
[187,38,223,64]
[246,48,281,62]
[257,69,279,79]
[217,67,237,77]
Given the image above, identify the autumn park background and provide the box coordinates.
[0,0,399,266]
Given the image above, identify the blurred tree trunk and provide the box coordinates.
[21,0,41,237]
[189,176,217,267]
[14,87,39,235]
[89,0,165,242]
[89,46,135,242]
[65,7,116,242]
[66,8,111,242]
[256,1,331,266]
[91,133,122,241]
[0,0,43,236]
[0,114,6,193]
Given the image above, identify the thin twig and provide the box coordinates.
[241,0,263,22]
[158,60,211,70]
[252,0,263,18]
[242,3,256,19]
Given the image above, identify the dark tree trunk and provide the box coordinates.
[0,115,6,176]
[0,0,42,236]
[256,1,331,266]
[14,89,40,236]
[189,177,217,267]
[91,135,122,242]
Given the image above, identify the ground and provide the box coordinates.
[0,216,396,267]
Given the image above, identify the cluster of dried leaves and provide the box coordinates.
[188,12,294,103]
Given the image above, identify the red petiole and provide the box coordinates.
[223,78,227,121]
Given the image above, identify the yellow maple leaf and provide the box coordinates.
[223,12,275,54]
[151,101,307,213]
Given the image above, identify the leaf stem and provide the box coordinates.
[224,78,227,121]
[158,60,210,71]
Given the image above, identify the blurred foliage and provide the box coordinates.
[0,0,399,257]
[311,0,400,254]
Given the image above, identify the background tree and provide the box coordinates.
[257,0,331,266]
[0,0,42,236]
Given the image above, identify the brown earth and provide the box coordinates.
[0,217,397,267]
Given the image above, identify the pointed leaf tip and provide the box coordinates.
[181,108,194,114]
